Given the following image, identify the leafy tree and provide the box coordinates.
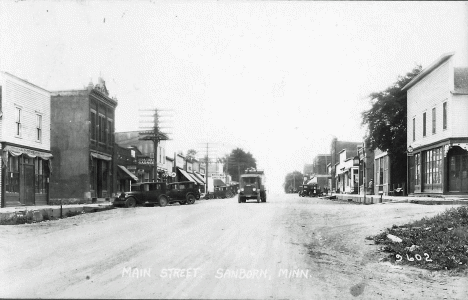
[283,171,303,193]
[225,148,257,181]
[361,65,422,188]
[185,149,197,161]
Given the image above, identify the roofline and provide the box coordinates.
[1,71,50,93]
[402,52,455,91]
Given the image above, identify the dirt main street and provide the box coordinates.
[1,193,467,299]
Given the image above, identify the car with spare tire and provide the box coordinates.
[113,182,171,207]
[166,181,200,205]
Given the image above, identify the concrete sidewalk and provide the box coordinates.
[322,193,468,205]
[0,202,114,222]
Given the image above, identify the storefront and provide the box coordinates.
[409,142,468,195]
[2,145,52,207]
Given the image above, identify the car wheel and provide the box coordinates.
[187,194,196,205]
[180,201,187,205]
[126,197,137,208]
[159,196,168,207]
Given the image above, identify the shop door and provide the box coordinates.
[21,165,35,205]
[448,153,468,192]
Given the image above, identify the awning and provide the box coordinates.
[90,151,112,161]
[188,172,204,185]
[118,165,138,181]
[213,179,225,186]
[178,168,196,183]
[193,172,205,184]
[307,177,318,185]
[3,145,53,160]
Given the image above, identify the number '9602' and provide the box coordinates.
[396,253,432,262]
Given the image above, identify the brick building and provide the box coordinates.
[50,78,117,201]
[0,72,52,207]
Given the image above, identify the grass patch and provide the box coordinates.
[371,206,468,272]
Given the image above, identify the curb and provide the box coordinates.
[0,203,114,223]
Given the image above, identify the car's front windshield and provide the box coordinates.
[241,177,258,185]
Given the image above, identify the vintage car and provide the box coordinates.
[166,181,200,205]
[238,169,266,203]
[298,185,309,197]
[113,182,171,207]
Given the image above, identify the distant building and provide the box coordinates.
[0,72,52,207]
[404,52,468,195]
[335,149,359,194]
[330,138,361,192]
[305,154,331,190]
[357,144,374,195]
[50,78,117,201]
[115,131,168,182]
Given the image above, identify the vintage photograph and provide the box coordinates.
[0,1,467,299]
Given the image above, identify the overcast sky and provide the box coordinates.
[1,1,467,192]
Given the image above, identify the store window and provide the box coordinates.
[35,158,46,194]
[424,148,442,185]
[6,155,20,193]
[432,107,436,134]
[415,153,420,186]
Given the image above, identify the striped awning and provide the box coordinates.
[118,165,138,181]
[178,168,196,183]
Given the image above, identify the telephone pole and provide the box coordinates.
[139,108,171,182]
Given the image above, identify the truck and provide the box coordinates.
[238,169,266,203]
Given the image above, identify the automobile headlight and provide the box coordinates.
[253,188,256,191]
[240,188,244,192]
[119,193,126,199]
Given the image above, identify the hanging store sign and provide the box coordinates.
[138,158,154,165]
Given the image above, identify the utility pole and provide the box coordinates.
[139,108,171,182]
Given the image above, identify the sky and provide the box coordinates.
[1,1,467,193]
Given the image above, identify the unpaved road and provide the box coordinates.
[1,193,467,299]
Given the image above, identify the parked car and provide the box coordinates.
[166,181,200,205]
[113,182,171,207]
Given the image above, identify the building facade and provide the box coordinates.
[114,145,138,192]
[114,131,168,182]
[405,53,468,195]
[50,78,117,201]
[329,138,361,192]
[334,149,359,194]
[357,144,375,195]
[0,72,52,207]
[373,149,391,195]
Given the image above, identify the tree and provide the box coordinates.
[361,65,422,188]
[225,148,257,182]
[283,171,303,193]
[185,149,197,161]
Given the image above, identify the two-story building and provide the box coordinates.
[50,78,117,202]
[404,52,468,195]
[335,149,359,194]
[330,138,361,192]
[0,72,52,207]
[115,131,169,182]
